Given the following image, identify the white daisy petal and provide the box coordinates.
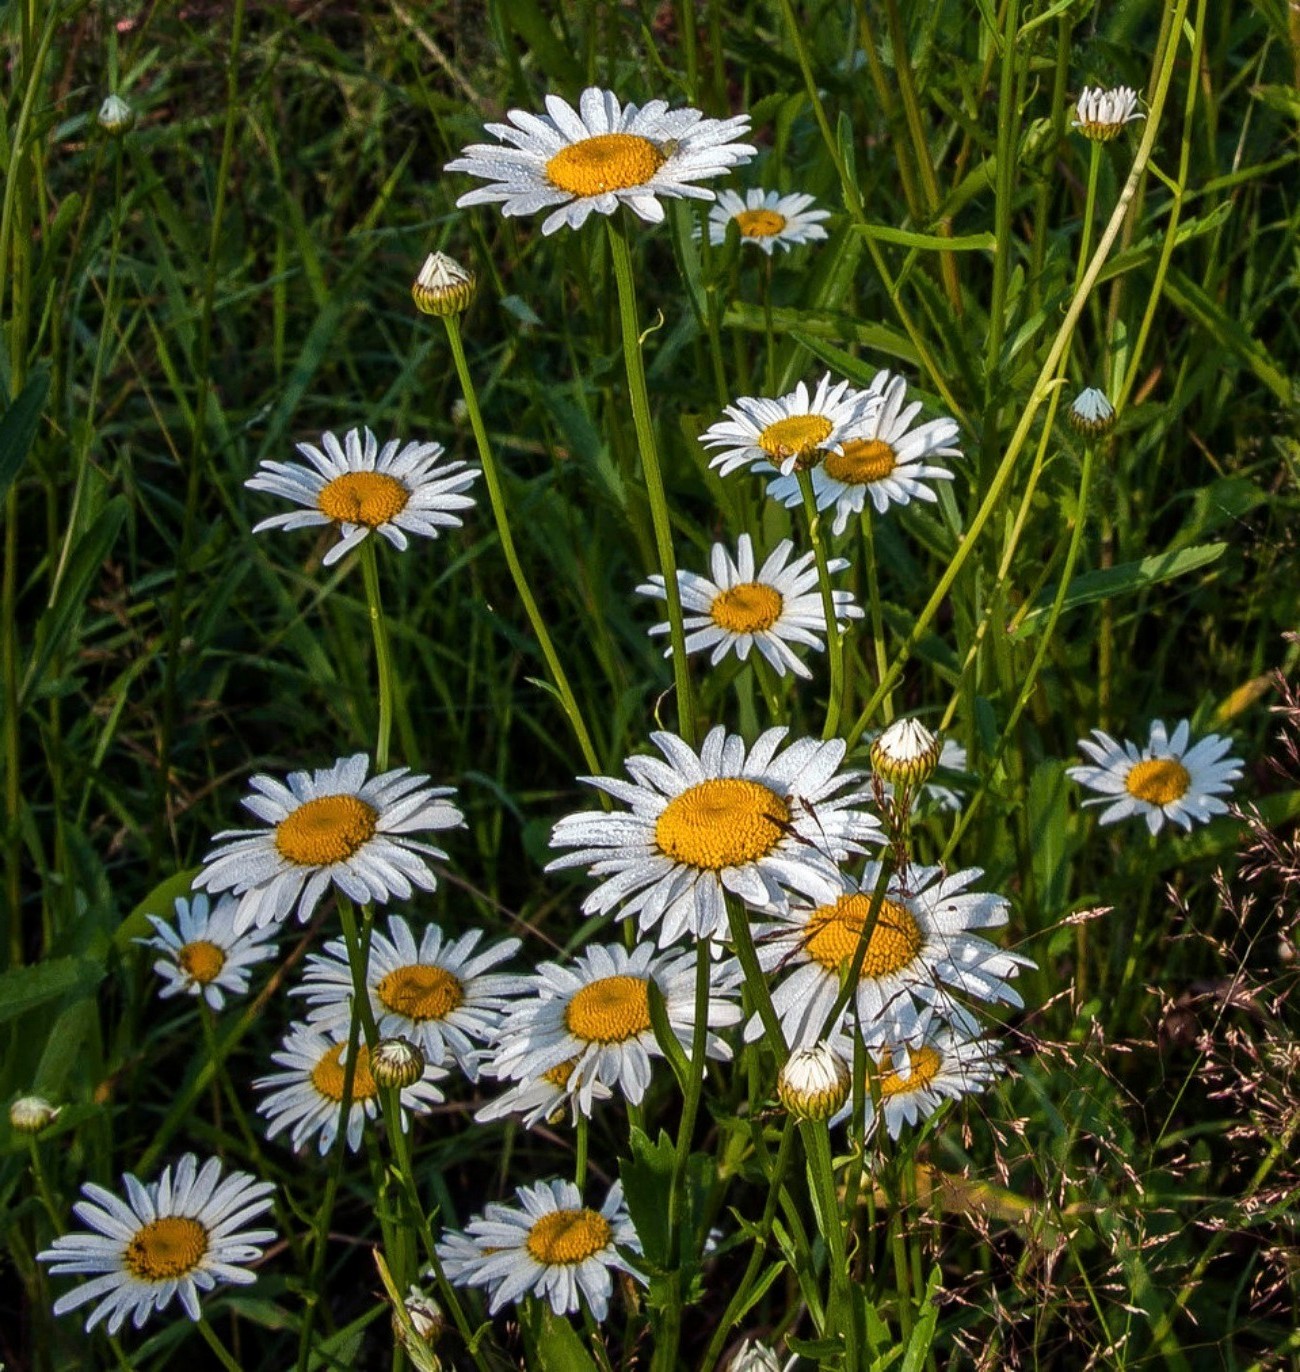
[137,893,279,1011]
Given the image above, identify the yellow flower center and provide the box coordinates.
[758,413,834,464]
[123,1216,209,1282]
[1125,758,1191,806]
[310,1042,377,1102]
[822,437,897,485]
[274,794,378,867]
[545,133,665,197]
[565,975,652,1044]
[879,1044,942,1098]
[543,1058,578,1088]
[803,894,925,979]
[177,940,226,985]
[525,1207,612,1265]
[734,208,787,239]
[317,471,410,528]
[376,964,464,1022]
[710,581,783,634]
[655,778,791,871]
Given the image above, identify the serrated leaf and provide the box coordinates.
[620,1127,675,1268]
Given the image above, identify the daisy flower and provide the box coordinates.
[488,941,740,1113]
[547,725,884,945]
[869,732,968,813]
[637,533,863,680]
[293,916,525,1079]
[749,864,1033,1051]
[37,1153,275,1335]
[766,371,958,533]
[1073,85,1144,140]
[702,372,878,478]
[843,1023,1003,1140]
[474,1056,613,1129]
[1067,718,1244,834]
[447,86,755,236]
[705,188,830,254]
[437,1178,642,1319]
[776,1041,851,1120]
[137,892,278,1011]
[195,754,464,933]
[247,426,479,567]
[255,1022,447,1155]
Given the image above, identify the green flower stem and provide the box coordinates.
[796,471,845,741]
[441,312,602,775]
[360,540,396,772]
[575,1111,589,1186]
[724,895,787,1067]
[762,253,777,396]
[800,1118,860,1359]
[860,513,892,727]
[984,0,1022,381]
[606,217,697,747]
[197,1314,245,1372]
[26,1137,61,1232]
[1075,142,1103,298]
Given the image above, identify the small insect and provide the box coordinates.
[657,138,682,158]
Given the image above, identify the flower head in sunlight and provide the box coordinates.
[777,1041,851,1120]
[247,427,479,566]
[474,1055,613,1130]
[705,188,830,254]
[869,717,942,790]
[765,371,958,533]
[447,86,755,235]
[637,533,862,680]
[37,1154,275,1334]
[138,892,278,1011]
[1067,719,1243,834]
[1073,86,1144,140]
[548,726,884,944]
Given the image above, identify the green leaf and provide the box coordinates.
[851,222,997,252]
[521,1301,600,1372]
[0,957,104,1026]
[619,1127,675,1268]
[1028,760,1071,923]
[0,369,49,504]
[900,1268,944,1371]
[114,866,202,952]
[1163,268,1292,402]
[646,977,691,1094]
[1010,542,1227,639]
[723,306,920,366]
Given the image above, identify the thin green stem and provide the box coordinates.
[197,1314,245,1372]
[796,471,845,740]
[360,540,396,771]
[607,218,696,745]
[575,1111,589,1187]
[442,312,602,774]
[985,0,1022,379]
[861,514,891,726]
[800,1119,859,1360]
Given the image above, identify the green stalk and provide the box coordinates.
[442,312,602,774]
[197,1315,245,1372]
[984,0,1022,380]
[796,471,845,740]
[360,540,396,771]
[606,218,697,746]
[800,1118,859,1360]
[575,1111,589,1186]
[860,513,891,726]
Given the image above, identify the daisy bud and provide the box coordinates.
[393,1285,444,1371]
[1068,387,1116,437]
[97,93,135,136]
[728,1340,783,1372]
[1072,85,1144,141]
[9,1095,59,1134]
[411,251,476,317]
[777,1043,851,1121]
[870,718,942,788]
[371,1037,425,1090]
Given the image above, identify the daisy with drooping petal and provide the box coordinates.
[255,1022,447,1155]
[447,86,755,236]
[137,893,279,1011]
[637,534,863,680]
[837,1023,1003,1139]
[195,754,464,933]
[488,942,740,1114]
[474,1056,614,1129]
[37,1153,275,1335]
[247,427,479,567]
[547,725,884,945]
[1073,86,1144,140]
[293,915,524,1079]
[437,1178,643,1319]
[705,188,830,254]
[1067,718,1243,835]
[749,864,1033,1051]
[766,371,958,533]
[702,372,879,478]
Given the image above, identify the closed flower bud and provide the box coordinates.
[777,1043,851,1121]
[371,1037,425,1090]
[393,1285,444,1371]
[1072,86,1143,142]
[870,718,941,788]
[411,251,476,317]
[10,1095,59,1134]
[97,93,135,136]
[728,1339,783,1372]
[1068,387,1116,436]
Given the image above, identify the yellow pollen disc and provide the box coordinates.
[317,471,410,528]
[804,894,925,979]
[735,208,787,239]
[822,437,898,485]
[758,413,834,462]
[564,975,652,1044]
[879,1044,942,1099]
[545,133,665,197]
[543,1058,578,1088]
[525,1207,612,1265]
[376,963,464,1022]
[178,940,226,985]
[123,1216,209,1282]
[310,1042,377,1102]
[710,581,783,634]
[274,794,378,867]
[655,778,791,871]
[1125,757,1191,806]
